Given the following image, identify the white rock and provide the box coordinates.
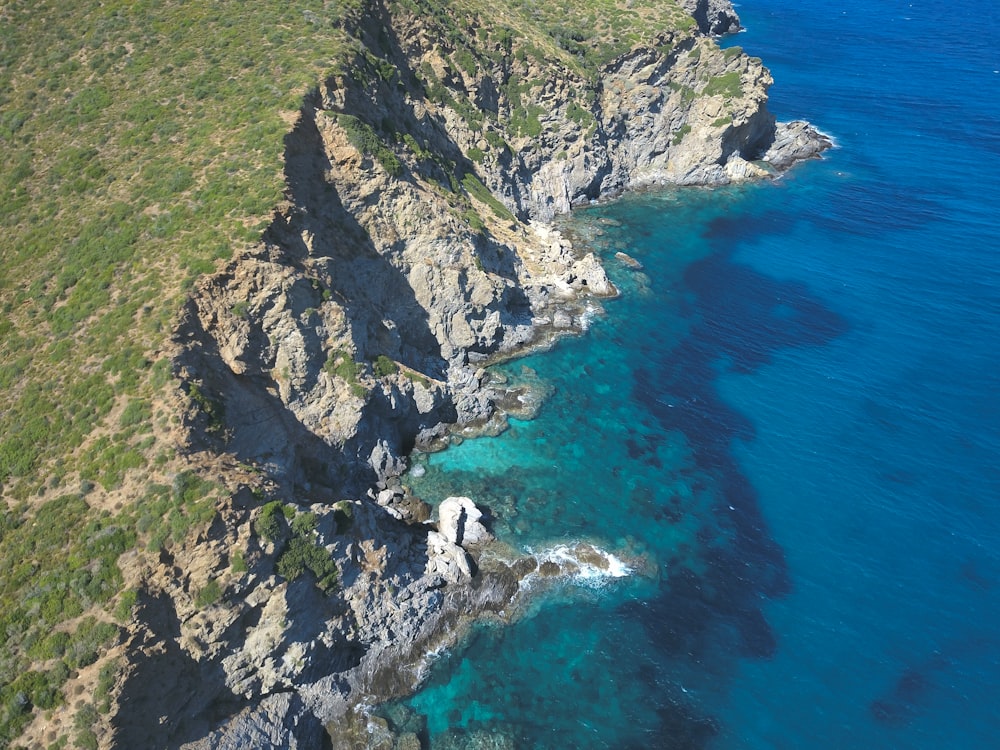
[438,496,493,548]
[425,530,472,582]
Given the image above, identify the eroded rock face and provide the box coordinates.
[174,0,828,495]
[125,0,831,746]
[681,0,742,35]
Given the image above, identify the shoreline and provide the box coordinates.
[111,1,834,744]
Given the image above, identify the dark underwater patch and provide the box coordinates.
[624,223,848,730]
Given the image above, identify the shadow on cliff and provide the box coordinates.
[176,295,376,495]
[111,588,235,749]
[624,207,849,671]
[113,569,357,748]
[277,107,448,381]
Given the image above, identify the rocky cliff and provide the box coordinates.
[174,0,827,494]
[110,0,830,746]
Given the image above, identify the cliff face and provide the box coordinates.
[174,0,827,493]
[113,0,830,746]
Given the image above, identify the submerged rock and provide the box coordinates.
[615,251,644,270]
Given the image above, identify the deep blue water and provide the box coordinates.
[387,0,1000,747]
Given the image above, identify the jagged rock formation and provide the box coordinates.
[681,0,742,36]
[174,0,828,495]
[112,0,831,746]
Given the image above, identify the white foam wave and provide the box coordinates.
[525,543,632,589]
[579,302,601,331]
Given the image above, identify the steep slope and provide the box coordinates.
[121,1,829,747]
[0,0,829,747]
[175,0,827,494]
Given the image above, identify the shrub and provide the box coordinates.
[324,349,367,398]
[64,618,119,670]
[195,578,222,608]
[255,500,285,542]
[114,589,137,622]
[230,550,247,574]
[290,510,318,536]
[118,399,150,429]
[336,114,402,176]
[276,536,338,592]
[703,71,742,99]
[373,355,399,378]
[95,659,120,714]
[187,383,226,438]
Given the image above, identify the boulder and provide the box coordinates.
[425,530,473,582]
[438,496,493,548]
[376,488,402,506]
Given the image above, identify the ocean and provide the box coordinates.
[385,0,1000,746]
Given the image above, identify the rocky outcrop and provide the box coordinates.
[173,99,616,495]
[174,1,828,495]
[681,0,742,36]
[764,119,835,170]
[119,0,831,746]
[438,496,493,548]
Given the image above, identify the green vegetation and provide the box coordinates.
[336,114,404,176]
[403,369,432,389]
[324,348,367,398]
[0,1,365,504]
[0,0,725,741]
[0,493,132,743]
[373,355,400,378]
[256,503,338,592]
[672,124,692,145]
[566,100,597,136]
[704,71,743,99]
[74,702,99,750]
[231,550,248,574]
[461,173,515,222]
[195,578,223,608]
[95,659,120,714]
[132,472,221,552]
[486,0,694,75]
[332,500,355,534]
[254,500,287,543]
[114,589,138,622]
[462,209,487,233]
[276,536,339,592]
[668,81,697,104]
[482,130,509,152]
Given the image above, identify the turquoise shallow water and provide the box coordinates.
[388,0,1000,746]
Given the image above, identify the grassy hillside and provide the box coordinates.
[0,0,695,745]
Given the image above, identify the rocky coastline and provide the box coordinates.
[109,0,831,747]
